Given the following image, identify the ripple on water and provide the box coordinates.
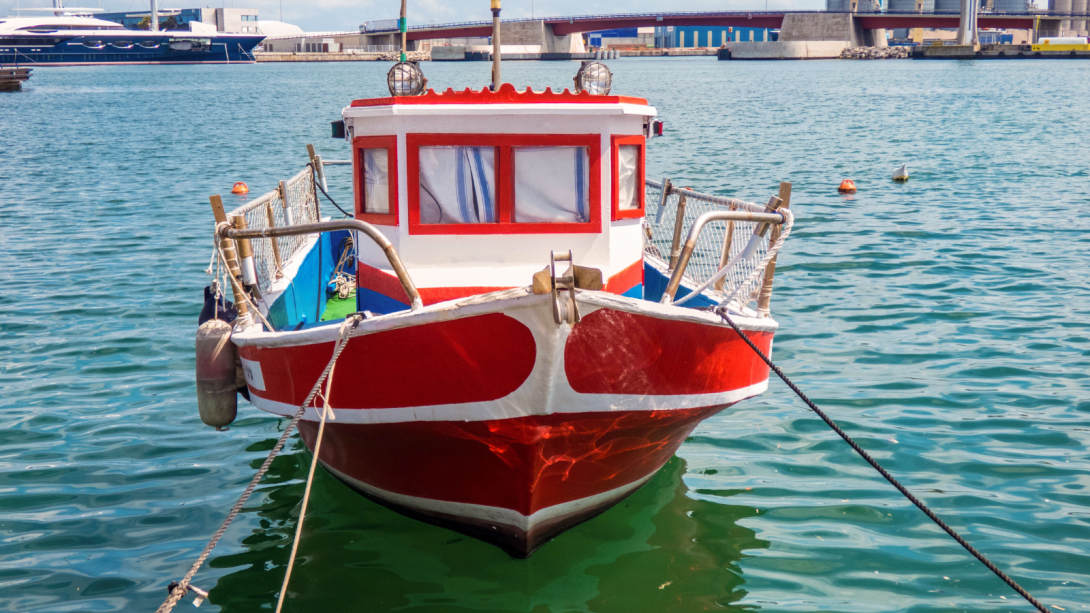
[1,59,1089,612]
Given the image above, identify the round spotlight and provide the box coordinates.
[387,61,427,97]
[573,61,612,96]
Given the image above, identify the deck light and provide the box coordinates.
[387,61,426,97]
[573,61,612,96]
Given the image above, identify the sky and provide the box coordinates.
[2,0,829,33]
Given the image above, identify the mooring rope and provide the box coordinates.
[716,309,1050,613]
[274,314,354,612]
[156,315,362,613]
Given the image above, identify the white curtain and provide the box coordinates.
[616,145,639,211]
[513,147,589,223]
[362,148,389,214]
[418,146,496,224]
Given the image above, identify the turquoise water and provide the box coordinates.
[2,58,1089,612]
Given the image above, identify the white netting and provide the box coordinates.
[226,168,321,295]
[644,179,784,309]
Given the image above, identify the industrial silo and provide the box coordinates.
[1071,0,1087,34]
[1050,0,1073,33]
[826,0,852,11]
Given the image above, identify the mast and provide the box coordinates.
[491,0,501,90]
[52,0,63,16]
[399,0,407,62]
[149,0,159,32]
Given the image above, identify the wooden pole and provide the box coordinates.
[491,0,501,90]
[265,201,283,278]
[756,182,791,317]
[232,215,262,300]
[307,144,328,194]
[399,0,407,62]
[668,190,687,272]
[209,195,248,317]
[714,203,737,292]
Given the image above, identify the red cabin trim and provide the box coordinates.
[406,133,602,236]
[351,83,648,108]
[610,134,646,221]
[353,135,398,226]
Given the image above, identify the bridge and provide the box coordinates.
[386,10,1046,40]
[289,9,1086,61]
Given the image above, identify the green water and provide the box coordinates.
[1,58,1089,612]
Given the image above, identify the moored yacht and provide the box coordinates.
[0,15,263,65]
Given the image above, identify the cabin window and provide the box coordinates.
[407,134,601,235]
[418,146,496,224]
[512,147,588,223]
[361,149,390,214]
[611,134,646,220]
[353,135,398,225]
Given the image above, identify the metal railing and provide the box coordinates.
[226,168,320,296]
[644,178,793,313]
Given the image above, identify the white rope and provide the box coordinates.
[155,314,362,613]
[273,315,352,612]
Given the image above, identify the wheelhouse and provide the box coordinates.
[342,83,656,312]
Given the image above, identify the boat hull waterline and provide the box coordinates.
[233,290,776,556]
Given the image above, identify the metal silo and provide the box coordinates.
[1050,0,1073,33]
[1071,0,1087,34]
[827,0,852,11]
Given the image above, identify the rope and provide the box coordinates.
[273,315,354,612]
[306,163,353,218]
[213,224,275,332]
[155,315,362,613]
[716,309,1050,613]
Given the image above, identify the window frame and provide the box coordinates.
[353,135,398,226]
[610,134,646,221]
[406,133,602,235]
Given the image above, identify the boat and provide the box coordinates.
[0,15,263,65]
[195,51,795,558]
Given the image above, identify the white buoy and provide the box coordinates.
[196,318,238,429]
[892,164,909,182]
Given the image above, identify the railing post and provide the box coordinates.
[279,180,294,226]
[668,190,688,271]
[756,181,791,317]
[714,202,738,292]
[231,215,262,299]
[307,144,329,193]
[265,201,283,278]
[209,195,249,318]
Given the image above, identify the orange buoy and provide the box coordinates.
[231,182,249,195]
[838,179,857,194]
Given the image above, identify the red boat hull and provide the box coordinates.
[234,292,775,556]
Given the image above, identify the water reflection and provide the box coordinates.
[208,451,768,612]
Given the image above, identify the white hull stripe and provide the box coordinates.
[323,462,655,533]
[248,379,767,424]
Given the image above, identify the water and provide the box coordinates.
[2,58,1089,612]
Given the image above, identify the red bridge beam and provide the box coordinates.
[407,25,493,41]
[547,15,785,36]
